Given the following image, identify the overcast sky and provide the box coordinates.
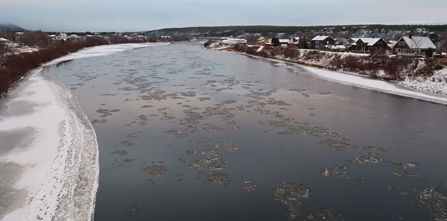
[1,0,446,32]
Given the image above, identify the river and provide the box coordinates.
[1,42,446,221]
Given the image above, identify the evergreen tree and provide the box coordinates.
[425,48,434,58]
[271,37,280,46]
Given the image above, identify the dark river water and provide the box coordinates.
[55,42,446,221]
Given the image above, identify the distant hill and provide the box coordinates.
[143,24,447,38]
[0,23,27,32]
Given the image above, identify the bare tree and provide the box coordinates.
[0,42,11,66]
[17,31,51,47]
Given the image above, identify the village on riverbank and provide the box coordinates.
[205,34,447,96]
[1,24,447,97]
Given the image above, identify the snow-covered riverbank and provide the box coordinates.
[208,43,447,104]
[0,43,166,221]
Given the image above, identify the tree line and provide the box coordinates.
[0,31,154,98]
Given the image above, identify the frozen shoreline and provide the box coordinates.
[301,66,447,105]
[0,43,168,221]
[213,47,447,105]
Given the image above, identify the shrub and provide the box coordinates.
[425,48,434,58]
[283,47,300,59]
[329,55,343,70]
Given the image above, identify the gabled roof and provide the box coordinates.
[401,36,436,49]
[289,37,301,44]
[351,38,382,46]
[312,35,333,41]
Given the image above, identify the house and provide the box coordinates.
[349,37,388,52]
[311,35,335,49]
[257,37,269,46]
[278,39,289,47]
[289,37,300,45]
[393,36,437,56]
[387,40,398,49]
[56,32,68,41]
[261,38,289,47]
[221,37,247,45]
[289,37,308,48]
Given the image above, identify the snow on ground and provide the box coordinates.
[0,43,167,221]
[399,67,447,95]
[211,43,447,104]
[302,66,447,105]
[281,48,446,97]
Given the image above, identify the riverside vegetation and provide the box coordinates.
[0,36,110,97]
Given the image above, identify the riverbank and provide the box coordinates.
[208,43,447,96]
[206,43,446,104]
[0,37,111,98]
[0,43,164,221]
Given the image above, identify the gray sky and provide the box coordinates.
[1,0,446,32]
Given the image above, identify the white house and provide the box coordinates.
[56,32,68,41]
[221,37,247,45]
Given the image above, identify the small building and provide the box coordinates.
[289,37,309,48]
[56,32,68,41]
[221,37,247,45]
[278,39,289,47]
[289,37,301,45]
[256,37,269,46]
[262,38,289,47]
[393,36,436,56]
[349,37,388,52]
[311,35,335,49]
[328,45,347,52]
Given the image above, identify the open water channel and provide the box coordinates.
[54,42,446,221]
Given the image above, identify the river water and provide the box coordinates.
[49,42,446,220]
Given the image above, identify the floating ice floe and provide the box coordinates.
[142,164,169,177]
[215,142,242,152]
[242,181,257,192]
[316,166,351,179]
[411,186,447,221]
[349,152,383,163]
[386,161,417,170]
[273,181,311,219]
[304,208,344,221]
[320,139,355,151]
[197,171,231,186]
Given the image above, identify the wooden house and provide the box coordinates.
[311,35,335,49]
[349,38,388,52]
[256,37,269,46]
[393,36,436,56]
